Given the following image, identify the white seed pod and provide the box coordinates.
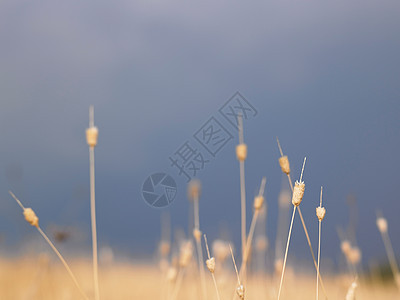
[345,280,357,300]
[193,228,202,243]
[179,241,193,268]
[166,267,178,282]
[86,126,98,147]
[206,257,215,273]
[188,179,201,200]
[253,195,264,210]
[316,206,326,221]
[23,208,39,227]
[236,144,247,161]
[376,217,388,233]
[278,155,290,174]
[341,240,351,255]
[291,181,305,206]
[236,284,245,299]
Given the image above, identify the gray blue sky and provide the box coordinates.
[0,0,399,270]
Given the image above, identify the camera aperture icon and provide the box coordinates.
[142,173,177,208]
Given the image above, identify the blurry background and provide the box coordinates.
[0,0,399,272]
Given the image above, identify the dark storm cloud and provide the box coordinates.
[0,0,399,266]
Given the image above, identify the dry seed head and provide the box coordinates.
[159,241,171,257]
[188,179,201,200]
[236,284,245,299]
[316,206,326,221]
[23,208,39,227]
[253,195,264,210]
[376,217,388,233]
[179,241,193,267]
[348,247,362,265]
[86,126,98,147]
[212,240,230,263]
[255,236,268,252]
[206,257,215,273]
[292,181,305,206]
[166,267,178,282]
[278,155,290,174]
[345,280,357,300]
[193,228,202,243]
[341,240,351,255]
[274,258,283,275]
[236,144,247,161]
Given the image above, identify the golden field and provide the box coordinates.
[0,256,398,300]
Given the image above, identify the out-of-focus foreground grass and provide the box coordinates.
[0,256,398,300]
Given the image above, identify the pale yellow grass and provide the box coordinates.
[1,256,399,300]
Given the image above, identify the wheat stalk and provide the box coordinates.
[277,157,306,300]
[9,191,89,300]
[316,187,326,300]
[239,177,266,280]
[236,114,247,277]
[345,279,358,300]
[230,244,244,300]
[277,138,328,299]
[188,180,207,300]
[376,212,400,291]
[86,105,100,300]
[170,240,193,300]
[204,234,221,300]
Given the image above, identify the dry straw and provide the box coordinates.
[170,240,193,300]
[345,280,357,300]
[316,187,326,300]
[277,157,306,300]
[86,105,100,300]
[204,234,221,300]
[236,114,247,270]
[276,138,328,298]
[230,244,244,300]
[376,212,400,291]
[239,177,267,280]
[9,191,89,300]
[337,226,361,277]
[188,179,207,300]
